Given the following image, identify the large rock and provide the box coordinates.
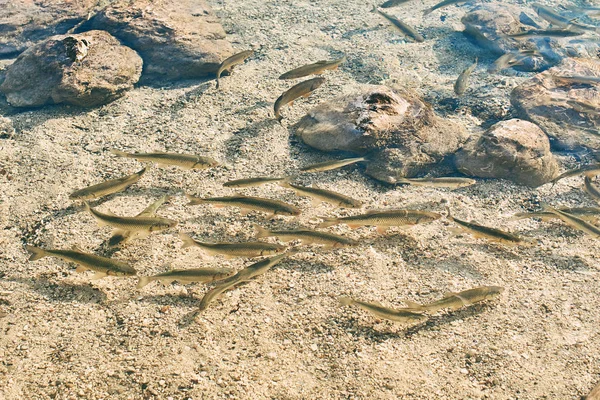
[0,0,97,59]
[511,58,600,151]
[455,119,559,187]
[0,30,142,108]
[78,0,233,80]
[295,85,468,183]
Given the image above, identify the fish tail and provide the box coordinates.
[403,300,425,310]
[318,217,339,228]
[109,149,131,158]
[179,233,196,249]
[25,245,47,261]
[186,194,203,205]
[254,224,271,238]
[423,7,434,15]
[278,177,293,189]
[539,202,553,212]
[338,296,354,307]
[371,5,378,13]
[136,276,151,289]
[507,213,528,221]
[445,206,453,221]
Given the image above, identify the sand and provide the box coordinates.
[1,0,600,398]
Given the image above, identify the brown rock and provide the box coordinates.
[511,58,600,151]
[78,0,233,80]
[0,31,142,108]
[455,119,559,187]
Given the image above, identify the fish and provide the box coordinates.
[274,77,325,121]
[454,59,477,96]
[318,209,441,233]
[403,286,504,313]
[507,28,584,38]
[216,50,254,89]
[279,56,346,80]
[380,0,411,8]
[69,167,146,200]
[110,149,219,170]
[584,176,600,203]
[25,245,136,279]
[197,252,290,311]
[186,194,301,216]
[540,204,600,238]
[300,157,367,173]
[550,164,600,184]
[136,267,235,289]
[423,0,470,16]
[510,207,600,223]
[489,49,540,73]
[446,208,532,246]
[566,100,600,116]
[338,296,427,323]
[279,180,363,208]
[532,3,598,31]
[519,12,542,29]
[108,195,171,247]
[395,176,476,189]
[179,233,287,258]
[254,225,358,248]
[551,75,600,85]
[85,202,177,233]
[373,7,424,42]
[223,176,287,188]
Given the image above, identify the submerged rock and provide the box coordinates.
[295,85,468,183]
[0,116,14,137]
[511,58,600,151]
[0,31,142,108]
[455,119,559,187]
[78,0,233,80]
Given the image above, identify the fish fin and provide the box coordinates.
[111,229,127,239]
[25,245,47,261]
[423,7,433,15]
[338,296,354,307]
[311,199,322,207]
[404,300,423,309]
[376,226,388,234]
[289,100,294,106]
[179,233,197,249]
[186,194,203,205]
[239,209,250,216]
[102,209,117,217]
[443,292,457,297]
[75,265,88,273]
[136,276,151,289]
[302,93,311,98]
[91,272,107,280]
[278,178,292,189]
[254,224,271,239]
[445,206,453,221]
[135,230,150,239]
[109,149,130,158]
[318,217,339,228]
[447,226,464,236]
[348,224,362,229]
[71,245,84,252]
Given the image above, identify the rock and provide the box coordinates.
[0,31,142,108]
[295,85,468,183]
[511,58,600,151]
[455,119,559,187]
[0,116,14,137]
[0,0,97,59]
[78,0,233,80]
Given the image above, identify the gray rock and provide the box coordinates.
[455,119,559,187]
[0,0,97,59]
[511,57,600,151]
[78,0,233,80]
[0,30,142,108]
[295,85,468,183]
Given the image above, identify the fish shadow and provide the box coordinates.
[7,276,107,304]
[329,314,420,342]
[403,303,495,337]
[275,257,335,274]
[419,256,484,279]
[223,117,282,163]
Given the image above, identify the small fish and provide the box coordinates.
[274,77,325,121]
[403,286,504,313]
[69,167,146,200]
[380,0,411,7]
[279,180,363,208]
[584,176,600,203]
[108,195,171,247]
[179,233,287,258]
[85,202,177,233]
[507,28,584,38]
[489,50,541,73]
[338,296,427,323]
[374,7,424,42]
[510,207,600,223]
[26,245,136,279]
[110,149,219,170]
[300,157,367,173]
[552,75,600,85]
[395,176,476,189]
[519,12,542,29]
[223,176,287,188]
[254,225,358,248]
[566,100,600,116]
[197,253,290,311]
[454,59,477,96]
[187,194,301,216]
[423,0,470,16]
[532,3,597,31]
[318,209,441,233]
[550,164,600,184]
[446,208,532,246]
[137,267,235,289]
[216,50,254,89]
[541,204,600,238]
[279,56,346,80]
